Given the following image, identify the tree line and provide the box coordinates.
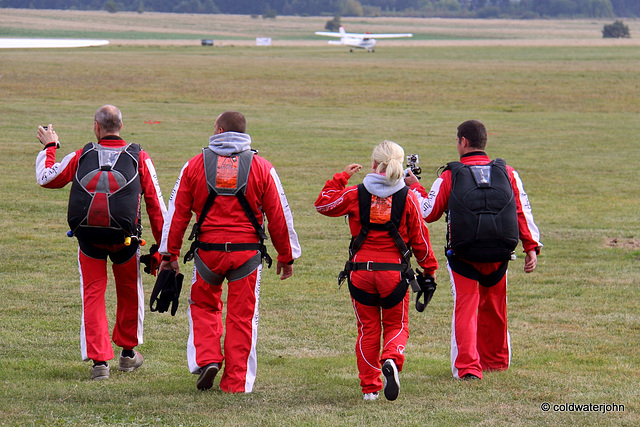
[3,0,639,18]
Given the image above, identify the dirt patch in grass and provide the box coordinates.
[605,237,640,249]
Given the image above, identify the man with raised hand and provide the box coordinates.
[36,105,166,380]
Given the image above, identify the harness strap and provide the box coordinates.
[196,240,272,268]
[447,255,509,287]
[197,242,263,252]
[194,250,263,286]
[344,261,409,272]
[348,277,410,309]
[184,191,217,263]
[236,191,268,241]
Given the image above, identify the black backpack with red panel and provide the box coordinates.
[67,142,141,244]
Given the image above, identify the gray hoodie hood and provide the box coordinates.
[362,173,406,198]
[208,131,252,156]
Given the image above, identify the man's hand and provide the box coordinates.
[160,259,180,276]
[37,124,59,146]
[404,170,419,186]
[344,164,362,177]
[422,271,436,283]
[524,250,537,273]
[140,244,162,276]
[276,261,293,280]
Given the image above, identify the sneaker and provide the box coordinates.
[92,362,109,380]
[118,350,144,372]
[363,391,379,401]
[462,373,481,381]
[382,359,400,401]
[196,363,220,391]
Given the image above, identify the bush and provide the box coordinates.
[602,20,630,38]
[262,8,277,19]
[325,15,341,32]
[104,0,117,13]
[476,6,500,18]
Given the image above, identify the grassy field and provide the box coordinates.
[1,10,639,426]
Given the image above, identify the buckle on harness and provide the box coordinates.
[366,261,373,271]
[224,242,232,252]
[338,270,348,289]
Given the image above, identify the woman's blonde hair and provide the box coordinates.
[372,140,405,182]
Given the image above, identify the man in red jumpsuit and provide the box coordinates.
[35,105,166,380]
[405,120,542,380]
[159,111,301,393]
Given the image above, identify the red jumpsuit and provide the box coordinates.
[410,152,542,379]
[315,171,438,394]
[161,143,300,393]
[35,137,166,363]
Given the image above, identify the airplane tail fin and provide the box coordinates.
[339,26,346,40]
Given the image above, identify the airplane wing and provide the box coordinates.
[314,31,342,38]
[314,30,412,40]
[0,38,109,48]
[364,33,413,39]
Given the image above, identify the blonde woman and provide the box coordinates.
[315,140,438,401]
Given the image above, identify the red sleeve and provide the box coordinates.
[160,160,195,257]
[35,146,82,188]
[138,150,166,244]
[408,170,451,223]
[257,159,301,264]
[507,166,543,253]
[314,171,359,218]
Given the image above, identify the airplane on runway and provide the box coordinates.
[315,26,412,52]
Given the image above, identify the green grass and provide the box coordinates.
[1,12,640,427]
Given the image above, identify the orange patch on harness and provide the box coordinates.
[216,156,238,189]
[370,196,392,224]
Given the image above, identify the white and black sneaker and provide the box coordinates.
[196,363,220,391]
[382,359,400,401]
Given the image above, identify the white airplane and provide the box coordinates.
[315,26,412,52]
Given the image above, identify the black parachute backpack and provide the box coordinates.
[67,142,141,244]
[446,158,519,263]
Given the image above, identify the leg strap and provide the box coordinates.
[447,256,508,287]
[194,250,262,286]
[348,277,410,309]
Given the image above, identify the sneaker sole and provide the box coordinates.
[382,361,400,401]
[118,362,143,372]
[197,364,220,391]
[92,374,109,380]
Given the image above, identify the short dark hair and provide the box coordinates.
[95,105,122,134]
[216,111,246,133]
[457,120,487,150]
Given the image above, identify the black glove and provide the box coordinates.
[150,269,184,316]
[140,244,161,276]
[414,269,437,313]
